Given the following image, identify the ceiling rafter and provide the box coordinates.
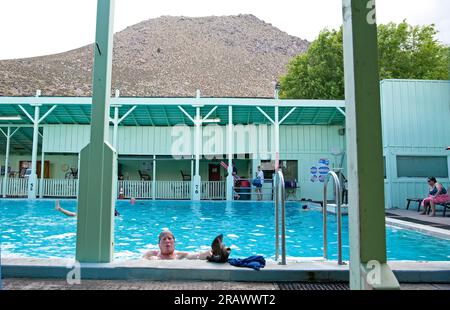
[144,106,155,126]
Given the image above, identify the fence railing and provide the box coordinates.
[41,179,78,198]
[201,181,226,200]
[155,181,190,200]
[118,180,152,199]
[2,179,228,201]
[5,178,28,197]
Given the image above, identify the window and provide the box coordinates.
[259,160,298,181]
[397,156,449,178]
[260,160,275,180]
[280,160,298,181]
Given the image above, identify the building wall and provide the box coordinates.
[39,124,345,201]
[279,125,346,201]
[381,80,450,209]
[118,159,251,182]
[0,153,78,179]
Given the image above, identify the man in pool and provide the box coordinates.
[55,200,119,217]
[143,230,212,260]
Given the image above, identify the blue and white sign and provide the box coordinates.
[319,166,330,175]
[319,158,330,166]
[310,166,318,175]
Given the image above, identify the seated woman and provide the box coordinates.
[420,177,450,217]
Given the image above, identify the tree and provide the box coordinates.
[280,21,449,99]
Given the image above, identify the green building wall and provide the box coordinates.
[381,80,450,209]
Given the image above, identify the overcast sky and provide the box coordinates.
[0,0,449,60]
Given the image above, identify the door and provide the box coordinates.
[209,164,221,181]
[19,160,50,178]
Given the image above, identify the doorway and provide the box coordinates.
[208,164,221,181]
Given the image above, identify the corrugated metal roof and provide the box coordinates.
[0,97,345,154]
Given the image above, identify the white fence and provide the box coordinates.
[4,178,29,197]
[1,179,227,200]
[155,181,191,200]
[118,180,152,199]
[41,179,78,198]
[201,181,226,200]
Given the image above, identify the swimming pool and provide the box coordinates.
[1,199,450,261]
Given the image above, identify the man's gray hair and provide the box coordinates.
[158,230,175,242]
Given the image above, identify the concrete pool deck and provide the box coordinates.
[2,257,450,284]
[385,209,450,240]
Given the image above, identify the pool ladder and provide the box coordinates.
[323,171,345,265]
[274,169,286,265]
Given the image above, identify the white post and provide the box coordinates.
[152,154,156,200]
[2,127,11,198]
[112,106,119,151]
[28,105,40,199]
[39,150,45,198]
[112,106,119,201]
[274,106,280,171]
[192,106,201,200]
[191,157,194,181]
[226,106,234,201]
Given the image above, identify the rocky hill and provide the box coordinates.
[0,14,309,97]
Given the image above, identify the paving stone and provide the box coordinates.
[3,279,448,290]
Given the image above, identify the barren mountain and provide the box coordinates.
[0,14,309,97]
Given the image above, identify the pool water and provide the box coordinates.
[1,199,449,261]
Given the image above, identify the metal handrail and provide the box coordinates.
[323,171,344,265]
[274,170,286,265]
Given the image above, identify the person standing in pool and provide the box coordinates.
[143,230,211,260]
[55,200,119,217]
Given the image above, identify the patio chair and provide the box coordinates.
[437,201,450,217]
[435,187,450,217]
[180,170,191,181]
[1,166,11,176]
[138,170,151,181]
[406,198,424,212]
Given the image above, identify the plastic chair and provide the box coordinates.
[180,170,191,181]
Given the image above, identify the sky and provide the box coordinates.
[0,0,449,60]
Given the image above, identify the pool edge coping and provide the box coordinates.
[386,218,450,240]
[2,258,450,284]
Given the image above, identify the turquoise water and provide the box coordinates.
[1,199,449,261]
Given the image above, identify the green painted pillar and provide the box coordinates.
[342,0,399,290]
[76,0,116,263]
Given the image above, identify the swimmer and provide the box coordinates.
[55,200,119,217]
[143,230,211,260]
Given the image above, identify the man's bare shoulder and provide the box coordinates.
[143,250,159,259]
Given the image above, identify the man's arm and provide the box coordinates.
[177,250,211,260]
[55,201,76,217]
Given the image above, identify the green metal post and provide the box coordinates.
[342,0,399,290]
[76,0,116,263]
